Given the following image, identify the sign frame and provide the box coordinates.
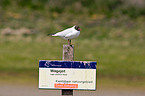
[39,60,97,91]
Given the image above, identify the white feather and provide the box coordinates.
[51,25,80,40]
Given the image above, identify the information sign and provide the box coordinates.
[39,60,97,90]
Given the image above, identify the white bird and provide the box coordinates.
[48,25,80,45]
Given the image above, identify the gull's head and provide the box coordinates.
[74,25,80,31]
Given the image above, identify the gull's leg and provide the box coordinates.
[68,39,69,45]
[68,39,71,45]
[70,40,71,45]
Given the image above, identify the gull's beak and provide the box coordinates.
[78,28,81,31]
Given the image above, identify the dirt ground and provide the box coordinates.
[0,84,145,96]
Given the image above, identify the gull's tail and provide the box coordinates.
[47,33,56,36]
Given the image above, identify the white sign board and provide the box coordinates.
[39,60,97,90]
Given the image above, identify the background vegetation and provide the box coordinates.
[0,0,145,88]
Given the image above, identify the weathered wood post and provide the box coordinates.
[63,45,74,61]
[62,44,74,96]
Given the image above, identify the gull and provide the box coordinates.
[48,25,80,45]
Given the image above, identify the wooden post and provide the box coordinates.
[62,45,74,96]
[63,45,74,61]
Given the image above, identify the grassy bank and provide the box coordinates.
[0,0,145,88]
[0,35,145,79]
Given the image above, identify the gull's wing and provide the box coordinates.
[53,28,72,37]
[65,30,80,39]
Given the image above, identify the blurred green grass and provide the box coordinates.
[0,0,145,88]
[0,35,145,79]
